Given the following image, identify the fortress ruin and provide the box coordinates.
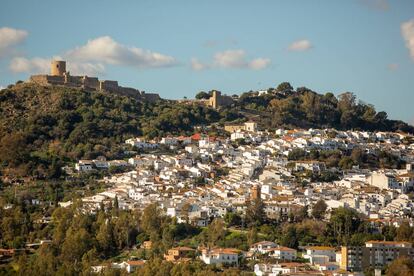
[178,90,235,110]
[29,60,160,102]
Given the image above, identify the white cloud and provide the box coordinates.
[8,35,178,75]
[192,49,270,71]
[10,56,105,76]
[0,27,28,58]
[66,36,177,68]
[191,58,209,71]
[213,49,247,68]
[288,39,313,52]
[401,19,414,61]
[249,58,271,70]
[9,57,49,73]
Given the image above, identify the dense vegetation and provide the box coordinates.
[0,81,413,180]
[235,82,414,133]
[0,83,234,179]
[287,147,405,171]
[2,197,414,275]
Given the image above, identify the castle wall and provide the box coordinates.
[46,75,65,85]
[30,75,50,86]
[208,91,234,109]
[68,76,83,85]
[115,86,140,98]
[29,61,161,102]
[83,77,100,90]
[217,95,233,107]
[100,80,119,91]
[141,92,160,103]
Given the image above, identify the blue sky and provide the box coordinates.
[1,0,414,123]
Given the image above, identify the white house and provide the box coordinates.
[175,157,193,167]
[367,171,403,192]
[268,246,297,261]
[75,160,94,172]
[160,137,178,146]
[304,246,336,264]
[254,263,307,276]
[200,248,240,266]
[231,132,246,141]
[249,241,278,254]
[111,260,145,273]
[125,138,158,149]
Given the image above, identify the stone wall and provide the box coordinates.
[83,76,100,90]
[100,80,119,91]
[141,92,160,103]
[30,75,50,86]
[29,73,161,103]
[208,91,234,109]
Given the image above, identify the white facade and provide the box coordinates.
[200,249,239,266]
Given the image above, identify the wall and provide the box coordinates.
[29,73,161,103]
[224,125,245,133]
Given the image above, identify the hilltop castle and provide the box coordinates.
[29,60,160,102]
[178,90,235,110]
[207,90,234,109]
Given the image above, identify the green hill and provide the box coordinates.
[0,83,227,179]
[0,82,412,179]
[234,83,414,133]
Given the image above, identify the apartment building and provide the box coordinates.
[340,241,414,271]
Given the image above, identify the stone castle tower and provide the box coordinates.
[50,60,66,76]
[210,90,220,109]
[207,90,234,109]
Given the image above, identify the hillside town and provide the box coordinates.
[60,123,414,275]
[3,1,414,275]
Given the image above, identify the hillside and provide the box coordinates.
[0,82,413,179]
[0,83,227,179]
[234,83,414,133]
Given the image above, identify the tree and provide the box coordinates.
[327,207,363,245]
[207,218,226,246]
[337,92,356,112]
[113,211,139,249]
[396,221,413,242]
[312,200,327,220]
[295,205,309,222]
[224,212,242,227]
[276,82,293,92]
[162,226,174,250]
[339,156,355,170]
[112,195,119,217]
[141,203,163,240]
[195,91,210,100]
[245,198,265,227]
[288,149,307,161]
[280,225,299,249]
[386,257,414,276]
[350,147,364,165]
[0,132,30,168]
[247,227,258,246]
[61,227,92,264]
[96,218,116,257]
